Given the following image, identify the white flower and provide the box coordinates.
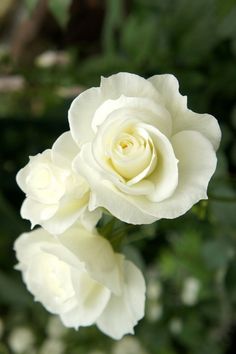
[14,225,146,340]
[181,277,201,306]
[8,327,34,353]
[69,73,221,224]
[16,131,101,234]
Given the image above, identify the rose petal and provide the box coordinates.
[173,109,221,151]
[91,114,156,195]
[41,194,89,235]
[20,198,58,228]
[73,145,156,224]
[25,252,75,314]
[148,74,187,116]
[132,130,217,219]
[101,72,161,102]
[16,150,51,194]
[52,131,79,168]
[149,74,221,150]
[92,95,172,136]
[68,87,103,147]
[14,228,56,266]
[139,123,178,202]
[59,227,122,295]
[61,270,111,328]
[74,128,217,224]
[96,257,146,340]
[69,73,164,148]
[80,207,102,231]
[15,232,76,315]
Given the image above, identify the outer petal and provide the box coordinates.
[52,131,79,168]
[92,95,172,137]
[61,270,111,328]
[25,252,75,315]
[20,198,58,228]
[148,74,187,117]
[80,207,102,231]
[69,73,162,148]
[15,230,77,315]
[149,74,221,150]
[101,72,161,102]
[16,150,51,194]
[16,164,30,194]
[173,110,221,151]
[14,228,56,266]
[59,227,122,295]
[96,257,146,340]
[68,87,103,147]
[41,195,89,235]
[132,130,218,219]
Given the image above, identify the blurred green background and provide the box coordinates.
[0,0,236,353]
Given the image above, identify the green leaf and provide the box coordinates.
[48,0,72,27]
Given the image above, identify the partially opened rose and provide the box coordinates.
[16,132,101,234]
[14,225,145,339]
[69,73,221,224]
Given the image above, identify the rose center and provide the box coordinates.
[27,165,52,190]
[110,129,156,180]
[116,133,141,155]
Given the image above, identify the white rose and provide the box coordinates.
[16,131,101,234]
[69,73,221,224]
[14,225,146,340]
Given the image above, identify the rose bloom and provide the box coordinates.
[16,132,101,234]
[69,73,221,224]
[14,225,145,340]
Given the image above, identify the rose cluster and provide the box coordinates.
[15,73,221,339]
